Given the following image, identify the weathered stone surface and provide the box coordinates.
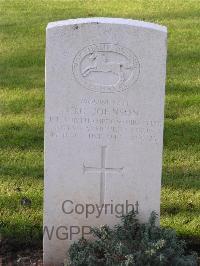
[44,17,167,265]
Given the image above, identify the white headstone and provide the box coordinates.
[44,17,167,265]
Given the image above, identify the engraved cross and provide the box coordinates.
[83,146,123,204]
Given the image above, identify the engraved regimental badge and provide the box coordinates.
[73,43,140,93]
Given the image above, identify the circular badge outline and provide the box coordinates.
[72,43,140,93]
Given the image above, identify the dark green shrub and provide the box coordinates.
[67,211,198,266]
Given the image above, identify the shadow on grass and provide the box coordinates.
[0,122,43,150]
[0,223,43,252]
[0,159,43,179]
[166,82,200,96]
[168,49,200,64]
[0,92,44,115]
[0,193,43,250]
[0,50,44,89]
[161,201,199,216]
[162,170,200,191]
[164,120,200,149]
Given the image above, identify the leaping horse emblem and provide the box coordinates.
[82,52,134,86]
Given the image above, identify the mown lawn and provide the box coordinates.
[0,0,200,250]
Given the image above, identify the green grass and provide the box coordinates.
[0,0,200,249]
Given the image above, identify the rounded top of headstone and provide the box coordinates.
[46,17,167,33]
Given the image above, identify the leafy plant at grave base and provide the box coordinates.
[67,211,198,266]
